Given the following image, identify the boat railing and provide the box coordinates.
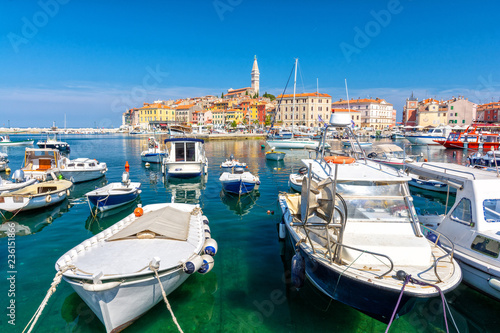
[419,162,477,180]
[419,224,457,282]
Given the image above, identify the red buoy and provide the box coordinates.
[125,161,130,172]
[134,207,143,217]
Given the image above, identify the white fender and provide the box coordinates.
[203,238,218,256]
[45,195,52,203]
[82,281,122,292]
[198,254,214,274]
[184,255,204,274]
[279,222,286,240]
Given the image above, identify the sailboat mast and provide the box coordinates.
[292,58,298,132]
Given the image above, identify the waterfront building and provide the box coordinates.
[332,97,395,129]
[175,104,203,124]
[276,92,332,128]
[225,56,260,98]
[477,101,500,123]
[211,109,226,126]
[447,97,477,126]
[137,102,175,129]
[225,109,245,125]
[412,96,477,127]
[414,98,445,128]
[402,92,418,126]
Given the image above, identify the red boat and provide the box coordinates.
[434,123,500,149]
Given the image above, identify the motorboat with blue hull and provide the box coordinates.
[37,132,70,152]
[0,170,38,194]
[219,168,260,195]
[85,166,141,212]
[162,138,208,178]
[0,177,72,212]
[277,113,462,322]
[406,161,500,301]
[141,137,167,163]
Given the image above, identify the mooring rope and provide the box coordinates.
[23,265,75,333]
[149,263,184,333]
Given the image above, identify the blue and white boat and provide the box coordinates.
[141,137,167,163]
[405,126,452,146]
[0,152,8,172]
[220,154,247,171]
[37,131,70,152]
[0,170,38,194]
[85,170,141,212]
[162,138,208,178]
[219,168,260,195]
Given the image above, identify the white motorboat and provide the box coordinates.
[0,177,72,212]
[0,152,8,171]
[278,113,462,322]
[37,131,70,152]
[0,135,34,146]
[406,161,500,300]
[85,169,141,212]
[56,203,218,333]
[162,138,208,178]
[288,166,310,192]
[21,148,63,181]
[220,154,247,171]
[59,157,107,183]
[365,144,417,169]
[0,170,38,194]
[219,169,260,195]
[267,138,328,150]
[141,137,167,163]
[405,126,452,146]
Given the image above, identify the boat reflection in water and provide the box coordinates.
[219,190,259,216]
[166,177,206,204]
[0,199,71,237]
[68,177,108,204]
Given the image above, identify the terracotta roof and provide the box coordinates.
[332,98,387,105]
[175,104,195,110]
[332,108,359,113]
[277,92,331,98]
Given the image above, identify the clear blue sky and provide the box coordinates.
[1,0,499,128]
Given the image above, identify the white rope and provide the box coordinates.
[150,264,184,333]
[23,266,74,333]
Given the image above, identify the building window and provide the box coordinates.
[311,107,313,111]
[326,107,329,111]
[451,106,454,110]
[318,107,322,111]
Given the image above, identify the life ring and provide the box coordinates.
[324,156,355,164]
[45,195,52,203]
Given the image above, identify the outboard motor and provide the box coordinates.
[298,166,308,175]
[121,171,130,185]
[230,154,235,161]
[234,166,244,174]
[12,169,25,183]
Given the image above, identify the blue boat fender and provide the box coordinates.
[204,238,218,256]
[184,255,204,274]
[202,216,209,225]
[291,252,305,289]
[204,225,211,239]
[198,254,215,274]
[426,232,441,246]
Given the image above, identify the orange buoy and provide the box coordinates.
[134,207,144,217]
[424,158,428,162]
[324,156,356,164]
[125,161,130,172]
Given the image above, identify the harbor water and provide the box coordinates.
[1,135,500,332]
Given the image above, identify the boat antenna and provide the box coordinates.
[292,58,298,133]
[345,78,351,116]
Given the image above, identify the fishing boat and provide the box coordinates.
[140,137,167,163]
[467,149,500,168]
[219,168,260,195]
[21,148,63,181]
[0,170,38,194]
[162,138,208,178]
[365,144,417,169]
[266,128,293,140]
[342,140,372,148]
[405,126,452,145]
[0,152,8,172]
[0,135,34,146]
[265,148,286,161]
[434,123,500,149]
[55,202,218,333]
[278,113,462,322]
[288,166,309,192]
[85,164,141,212]
[220,154,248,170]
[407,173,457,193]
[37,132,70,152]
[59,157,108,183]
[406,161,500,300]
[0,177,72,212]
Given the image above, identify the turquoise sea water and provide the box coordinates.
[1,135,500,333]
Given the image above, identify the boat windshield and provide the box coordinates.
[483,199,500,223]
[337,182,411,222]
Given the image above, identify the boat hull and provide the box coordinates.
[265,152,286,161]
[0,190,67,212]
[221,179,257,194]
[164,162,205,178]
[37,142,70,151]
[141,153,166,163]
[0,140,34,146]
[59,169,106,183]
[87,191,140,211]
[267,140,324,149]
[435,140,500,150]
[64,269,189,333]
[405,136,445,145]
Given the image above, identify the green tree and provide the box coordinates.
[231,120,237,128]
[245,91,248,96]
[221,92,224,98]
[265,115,272,126]
[263,92,275,101]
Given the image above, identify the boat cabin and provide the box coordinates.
[22,148,62,180]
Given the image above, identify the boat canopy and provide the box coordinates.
[108,206,191,241]
[372,144,403,153]
[164,138,204,144]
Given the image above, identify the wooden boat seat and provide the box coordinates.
[37,159,52,170]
